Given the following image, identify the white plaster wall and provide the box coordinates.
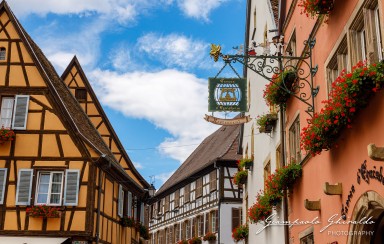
[219,202,243,244]
[242,0,286,243]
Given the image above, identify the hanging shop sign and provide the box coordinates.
[208,78,247,112]
[204,114,251,125]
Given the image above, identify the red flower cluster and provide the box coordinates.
[298,0,334,18]
[0,126,15,145]
[203,232,216,241]
[26,205,61,218]
[232,224,248,242]
[301,61,384,156]
[248,164,302,223]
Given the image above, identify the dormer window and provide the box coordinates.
[0,47,5,60]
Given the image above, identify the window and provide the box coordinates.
[203,174,209,200]
[328,37,349,95]
[289,116,301,163]
[35,172,63,205]
[210,210,218,232]
[192,218,196,237]
[184,184,190,203]
[0,95,29,130]
[140,202,144,223]
[232,207,242,230]
[16,169,79,206]
[197,215,204,236]
[264,160,271,190]
[374,6,383,60]
[205,212,209,234]
[174,224,179,242]
[286,30,297,66]
[276,145,282,169]
[0,47,5,60]
[196,177,202,198]
[300,233,314,244]
[185,220,191,239]
[190,182,196,202]
[0,168,7,204]
[75,88,87,101]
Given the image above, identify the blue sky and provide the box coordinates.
[9,0,246,189]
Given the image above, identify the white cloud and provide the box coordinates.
[133,162,143,169]
[89,69,219,161]
[137,33,211,70]
[8,0,226,23]
[177,0,227,21]
[156,171,176,184]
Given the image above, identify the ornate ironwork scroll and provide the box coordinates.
[210,39,319,117]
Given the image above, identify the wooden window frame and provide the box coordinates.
[35,171,64,206]
[0,47,5,61]
[0,96,14,129]
[289,116,301,163]
[75,88,87,101]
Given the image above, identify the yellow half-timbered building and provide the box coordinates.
[0,1,150,243]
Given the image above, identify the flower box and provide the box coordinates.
[203,232,217,241]
[26,205,61,218]
[0,127,15,145]
[238,159,253,170]
[120,216,135,227]
[188,237,202,244]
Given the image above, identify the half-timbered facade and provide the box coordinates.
[0,1,149,243]
[148,124,242,244]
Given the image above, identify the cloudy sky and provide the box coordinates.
[9,0,246,188]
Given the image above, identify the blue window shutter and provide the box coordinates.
[64,170,80,206]
[15,169,33,205]
[0,169,7,204]
[12,95,29,130]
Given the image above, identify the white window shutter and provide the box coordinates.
[127,191,132,217]
[12,95,29,130]
[64,169,80,206]
[118,184,124,217]
[15,169,33,205]
[0,169,7,204]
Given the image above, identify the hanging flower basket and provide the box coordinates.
[301,61,384,156]
[299,0,334,18]
[26,205,61,218]
[233,170,248,185]
[257,113,278,133]
[263,70,296,107]
[238,158,253,170]
[232,224,248,242]
[0,127,15,145]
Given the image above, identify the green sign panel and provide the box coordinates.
[208,78,247,112]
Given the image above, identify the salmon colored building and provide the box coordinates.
[278,0,384,243]
[0,1,150,243]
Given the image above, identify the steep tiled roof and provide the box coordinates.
[270,0,279,28]
[1,1,145,192]
[156,123,241,196]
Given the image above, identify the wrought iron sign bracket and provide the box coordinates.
[210,39,319,117]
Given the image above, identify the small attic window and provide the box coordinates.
[75,88,87,101]
[0,47,6,60]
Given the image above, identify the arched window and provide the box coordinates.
[0,47,5,60]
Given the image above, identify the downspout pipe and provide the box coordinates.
[96,168,103,244]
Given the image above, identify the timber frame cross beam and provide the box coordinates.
[210,38,319,117]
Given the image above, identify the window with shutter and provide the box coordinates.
[140,202,144,223]
[0,168,7,204]
[127,191,133,217]
[192,218,196,237]
[63,169,80,206]
[16,169,33,205]
[118,184,123,217]
[205,212,209,234]
[174,224,179,241]
[12,95,29,130]
[232,208,241,229]
[36,172,64,205]
[174,189,179,208]
[184,184,190,203]
[196,178,202,198]
[0,47,6,60]
[210,170,217,192]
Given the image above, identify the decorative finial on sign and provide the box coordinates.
[210,44,221,62]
